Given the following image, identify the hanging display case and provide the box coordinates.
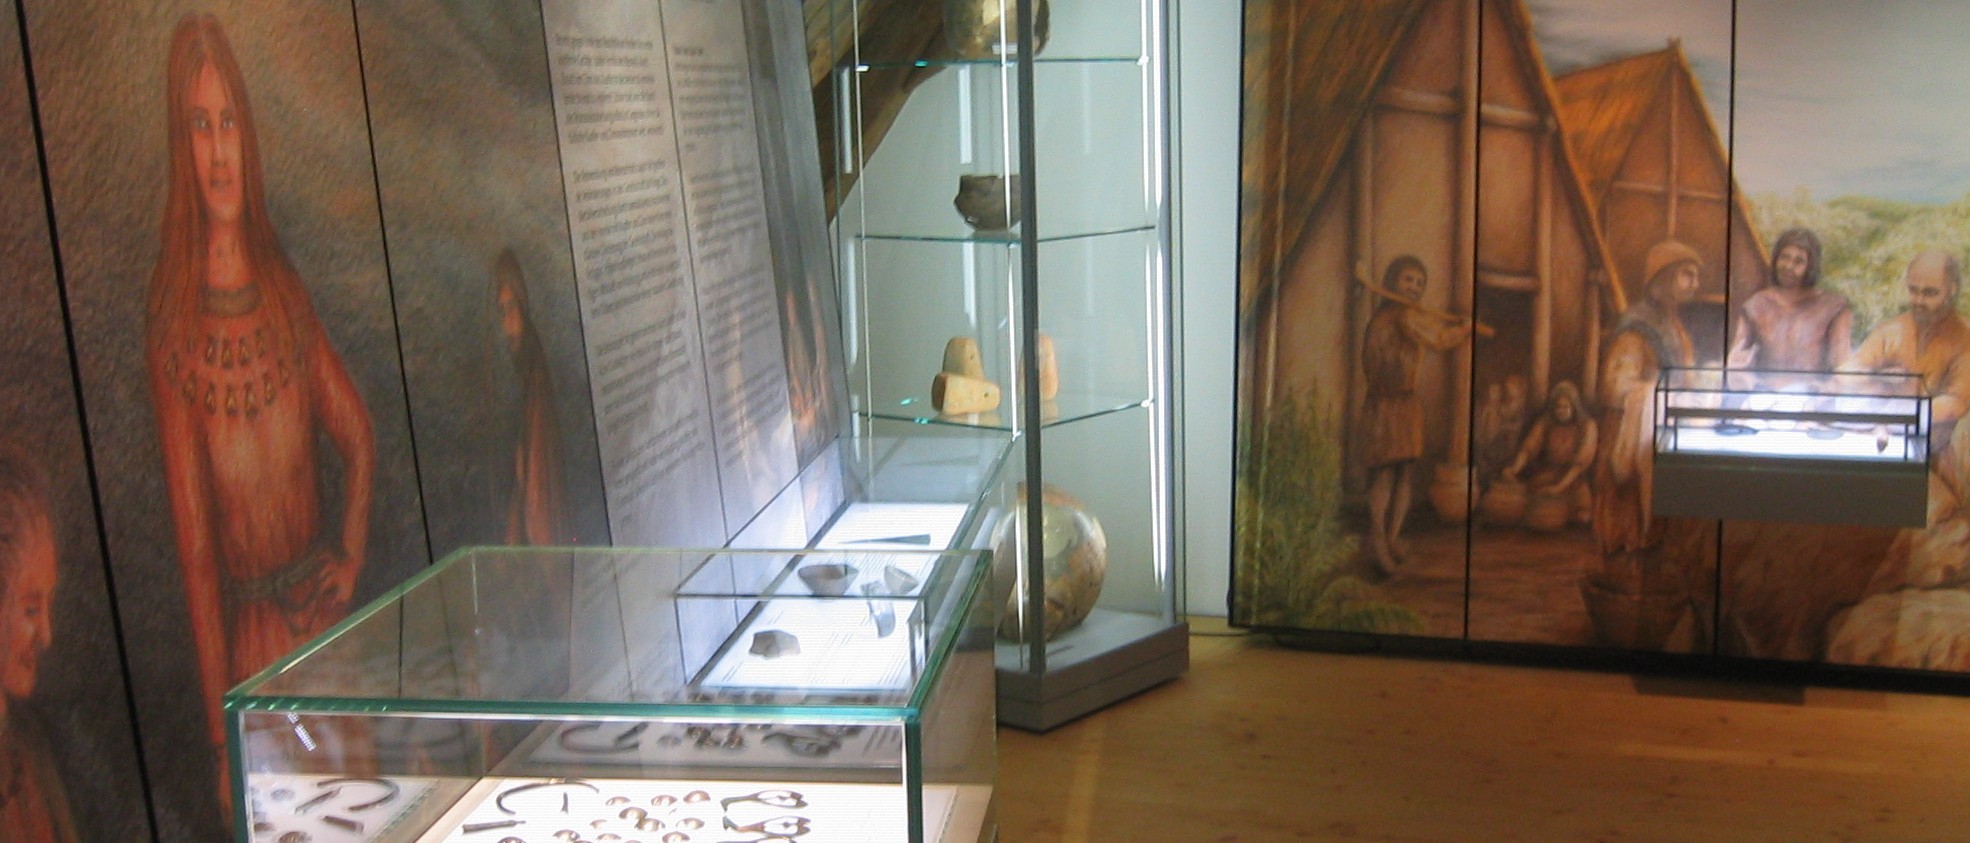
[1652,367,1931,527]
[832,0,1186,729]
[226,546,996,843]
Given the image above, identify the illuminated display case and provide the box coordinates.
[226,546,995,843]
[1652,368,1931,527]
[832,0,1187,729]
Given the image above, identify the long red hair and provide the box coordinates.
[147,13,316,361]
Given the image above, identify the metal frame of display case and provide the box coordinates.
[1651,367,1931,527]
[833,0,1187,730]
[226,546,997,843]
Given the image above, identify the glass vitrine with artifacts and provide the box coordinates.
[829,0,1186,729]
[225,546,996,843]
[1652,368,1931,527]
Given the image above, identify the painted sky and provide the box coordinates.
[1527,0,1970,205]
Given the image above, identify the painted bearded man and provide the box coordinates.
[1726,227,1852,373]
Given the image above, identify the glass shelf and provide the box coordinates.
[855,223,1157,246]
[840,60,1157,240]
[865,393,1150,431]
[835,0,1184,731]
[852,55,1147,71]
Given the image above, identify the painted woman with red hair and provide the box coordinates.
[145,13,374,757]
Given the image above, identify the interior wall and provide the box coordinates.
[1176,0,1253,617]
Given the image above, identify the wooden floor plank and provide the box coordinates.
[996,619,1970,842]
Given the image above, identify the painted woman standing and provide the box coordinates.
[492,249,572,545]
[146,14,374,758]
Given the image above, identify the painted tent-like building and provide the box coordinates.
[1235,0,1622,632]
[1554,43,1767,360]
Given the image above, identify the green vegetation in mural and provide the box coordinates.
[1753,190,1970,335]
[1234,388,1422,634]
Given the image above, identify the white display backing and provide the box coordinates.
[702,597,921,692]
[525,718,904,771]
[416,777,974,843]
[247,775,449,843]
[814,502,973,550]
[250,774,989,843]
[1668,427,1914,461]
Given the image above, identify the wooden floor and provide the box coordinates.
[995,618,1970,842]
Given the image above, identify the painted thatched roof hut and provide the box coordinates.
[1239,0,1623,485]
[1555,43,1768,359]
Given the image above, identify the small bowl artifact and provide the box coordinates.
[954,174,1020,232]
[797,563,859,596]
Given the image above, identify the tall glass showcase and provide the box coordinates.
[832,0,1187,729]
[226,546,996,843]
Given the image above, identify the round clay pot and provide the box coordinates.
[1427,463,1473,523]
[954,174,1020,232]
[1479,479,1527,525]
[991,483,1108,643]
[1524,491,1570,532]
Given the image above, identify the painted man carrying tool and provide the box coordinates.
[1358,255,1478,576]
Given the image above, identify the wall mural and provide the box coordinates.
[1723,0,1970,671]
[1236,0,1970,668]
[1,2,845,838]
[22,4,431,837]
[353,0,610,554]
[0,4,154,840]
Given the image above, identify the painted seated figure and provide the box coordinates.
[1487,381,1596,530]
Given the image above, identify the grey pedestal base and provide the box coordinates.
[996,621,1189,731]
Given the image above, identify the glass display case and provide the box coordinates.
[226,546,995,843]
[831,0,1186,729]
[1652,368,1931,527]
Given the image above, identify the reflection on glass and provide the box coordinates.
[1655,368,1929,463]
[226,547,996,843]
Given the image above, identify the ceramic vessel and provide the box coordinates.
[992,483,1107,643]
[797,563,858,597]
[1427,462,1473,523]
[1524,491,1570,532]
[1479,479,1527,525]
[954,174,1020,232]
